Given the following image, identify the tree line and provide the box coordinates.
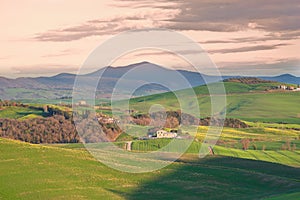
[0,115,79,143]
[131,111,248,128]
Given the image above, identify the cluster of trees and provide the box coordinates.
[224,77,274,84]
[131,111,248,129]
[0,112,123,144]
[0,100,27,109]
[131,112,181,128]
[0,115,79,143]
[201,117,248,128]
[99,121,122,141]
[47,107,72,119]
[0,100,122,143]
[131,111,195,128]
[74,112,123,143]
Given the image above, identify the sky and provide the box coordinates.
[0,0,300,78]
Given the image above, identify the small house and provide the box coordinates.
[278,85,287,90]
[98,116,115,124]
[78,101,87,106]
[156,130,177,139]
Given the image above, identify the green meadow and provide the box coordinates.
[0,106,44,119]
[1,138,300,200]
[122,82,300,124]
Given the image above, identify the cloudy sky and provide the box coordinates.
[1,0,300,78]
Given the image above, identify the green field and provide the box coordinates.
[4,88,72,100]
[0,138,300,200]
[0,106,44,119]
[117,82,300,124]
[111,140,300,167]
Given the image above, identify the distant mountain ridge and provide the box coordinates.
[260,74,300,84]
[1,61,299,99]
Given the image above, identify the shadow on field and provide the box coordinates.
[115,157,300,200]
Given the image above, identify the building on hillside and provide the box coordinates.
[294,87,300,91]
[156,130,177,139]
[98,116,115,124]
[78,101,87,106]
[277,85,287,90]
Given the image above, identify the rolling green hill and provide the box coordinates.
[123,82,300,124]
[0,138,300,200]
[0,106,44,119]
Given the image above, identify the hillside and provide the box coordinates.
[125,81,300,124]
[224,77,275,84]
[0,138,299,199]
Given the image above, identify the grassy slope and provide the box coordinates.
[195,125,300,149]
[125,82,300,124]
[0,104,72,120]
[1,138,299,200]
[114,122,300,167]
[118,140,300,167]
[0,106,44,119]
[4,88,72,99]
[226,92,300,123]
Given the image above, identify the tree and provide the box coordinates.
[292,144,296,151]
[240,138,250,150]
[43,105,48,113]
[252,144,257,150]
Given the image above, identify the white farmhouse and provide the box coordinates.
[278,85,287,90]
[78,101,87,106]
[156,130,177,139]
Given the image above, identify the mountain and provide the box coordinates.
[260,74,300,85]
[0,62,299,100]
